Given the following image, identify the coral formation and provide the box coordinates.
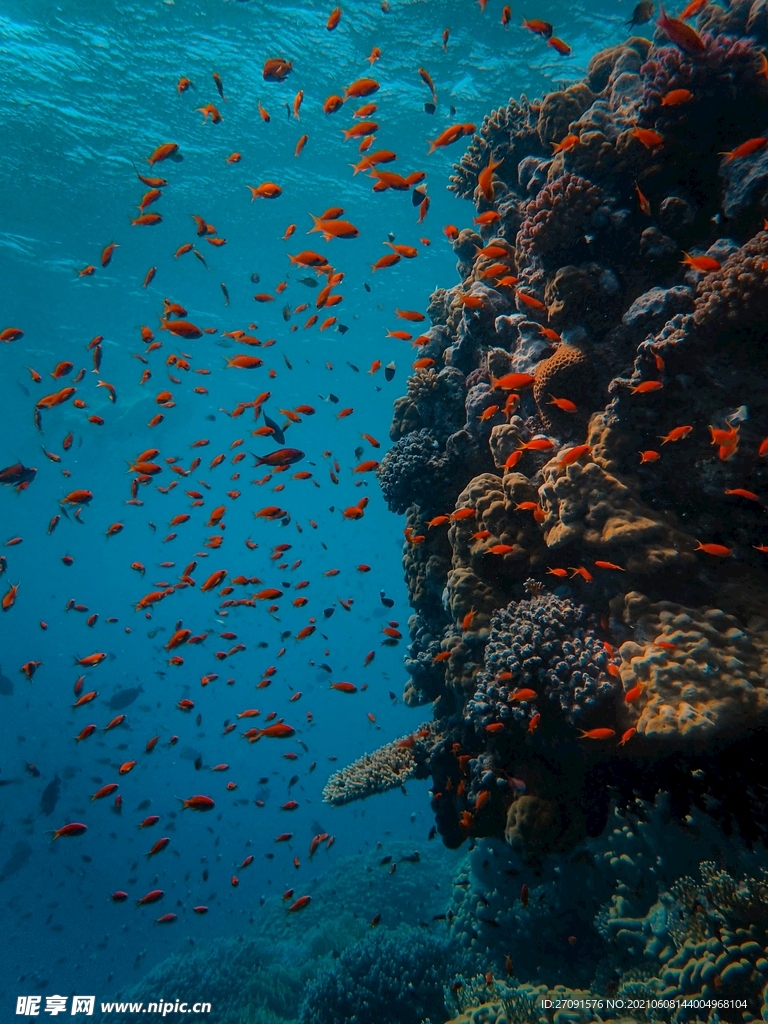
[298,924,474,1024]
[327,0,768,875]
[322,725,435,806]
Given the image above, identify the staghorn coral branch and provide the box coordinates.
[322,725,437,806]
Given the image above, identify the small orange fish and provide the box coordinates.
[695,541,733,557]
[579,728,615,741]
[631,127,664,149]
[681,252,720,273]
[720,136,768,161]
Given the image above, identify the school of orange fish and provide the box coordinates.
[0,1,583,927]
[6,0,768,933]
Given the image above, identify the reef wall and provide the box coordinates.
[327,0,768,867]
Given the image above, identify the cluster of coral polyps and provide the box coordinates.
[327,2,768,864]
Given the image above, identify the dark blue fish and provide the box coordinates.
[40,774,61,816]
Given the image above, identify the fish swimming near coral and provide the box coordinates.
[626,0,654,28]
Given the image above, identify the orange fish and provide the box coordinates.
[547,36,571,56]
[427,123,476,154]
[721,137,768,161]
[630,380,663,394]
[247,182,282,200]
[659,425,692,444]
[661,88,693,106]
[631,127,664,149]
[694,541,732,557]
[681,252,720,272]
[579,728,615,741]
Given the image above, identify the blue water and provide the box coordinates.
[1,0,646,1014]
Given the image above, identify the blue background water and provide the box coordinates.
[0,0,639,1009]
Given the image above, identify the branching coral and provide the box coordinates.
[449,96,543,201]
[322,726,435,806]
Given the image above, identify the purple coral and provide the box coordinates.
[466,594,618,730]
[517,172,605,264]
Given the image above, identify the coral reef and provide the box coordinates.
[326,0,768,871]
[298,924,475,1024]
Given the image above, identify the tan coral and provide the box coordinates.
[536,82,595,148]
[532,343,593,430]
[544,264,621,333]
[488,420,527,470]
[504,794,587,863]
[403,505,452,624]
[322,725,435,805]
[615,591,768,747]
[538,450,696,573]
[448,472,548,608]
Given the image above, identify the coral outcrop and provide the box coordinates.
[326,4,768,868]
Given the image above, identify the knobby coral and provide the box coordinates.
[325,12,768,866]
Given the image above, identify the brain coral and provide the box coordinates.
[615,591,768,746]
[538,446,696,574]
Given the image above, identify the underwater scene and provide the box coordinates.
[4,0,768,1021]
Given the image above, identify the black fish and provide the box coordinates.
[0,463,36,487]
[380,855,392,865]
[380,591,394,608]
[400,851,420,863]
[298,276,317,288]
[384,361,396,382]
[323,607,335,619]
[288,775,299,789]
[107,686,143,711]
[262,412,286,445]
[627,0,654,27]
[337,324,349,335]
[220,282,229,306]
[40,774,61,816]
[318,664,333,673]
[388,691,397,701]
[194,755,203,771]
[412,185,427,207]
[428,825,437,840]
[424,102,435,115]
[0,841,32,882]
[282,304,291,322]
[0,665,13,696]
[250,272,260,283]
[364,283,371,293]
